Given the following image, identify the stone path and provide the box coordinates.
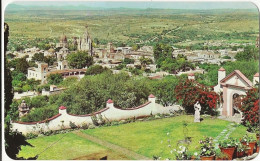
[73,130,151,160]
[213,122,237,149]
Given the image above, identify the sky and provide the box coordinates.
[10,1,258,10]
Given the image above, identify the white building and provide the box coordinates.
[27,63,48,84]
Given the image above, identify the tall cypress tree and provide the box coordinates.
[4,23,37,160]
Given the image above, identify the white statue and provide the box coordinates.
[194,101,201,122]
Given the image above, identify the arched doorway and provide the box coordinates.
[232,93,243,116]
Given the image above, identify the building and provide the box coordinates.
[56,34,68,48]
[77,26,93,55]
[27,63,48,84]
[213,67,259,117]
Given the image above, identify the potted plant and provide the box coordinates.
[240,134,256,156]
[199,137,215,160]
[252,126,260,141]
[218,137,237,160]
[215,149,228,160]
[236,142,246,158]
[173,145,192,160]
[256,140,260,153]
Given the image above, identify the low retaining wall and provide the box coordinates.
[11,95,182,134]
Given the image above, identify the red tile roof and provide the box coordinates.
[107,99,113,103]
[254,73,259,77]
[59,106,67,110]
[220,70,253,87]
[218,67,226,71]
[149,94,155,98]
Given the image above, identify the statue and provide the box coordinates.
[194,101,201,122]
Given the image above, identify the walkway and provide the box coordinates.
[73,130,151,160]
[213,122,237,149]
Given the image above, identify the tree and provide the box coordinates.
[47,73,63,85]
[139,56,153,69]
[32,52,45,62]
[4,22,37,160]
[132,44,140,51]
[67,51,93,69]
[44,56,57,66]
[150,76,180,106]
[16,57,29,74]
[235,46,259,61]
[85,65,111,75]
[123,58,135,64]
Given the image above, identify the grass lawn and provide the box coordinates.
[18,115,254,160]
[82,115,231,159]
[18,132,131,160]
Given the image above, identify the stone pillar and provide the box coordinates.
[253,73,259,86]
[188,73,195,80]
[222,86,228,116]
[106,99,114,108]
[59,106,67,115]
[218,67,226,83]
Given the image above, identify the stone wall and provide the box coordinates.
[11,95,181,134]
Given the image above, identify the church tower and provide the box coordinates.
[77,25,93,56]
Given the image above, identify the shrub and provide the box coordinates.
[91,114,99,126]
[69,121,78,129]
[175,79,219,115]
[25,133,38,139]
[81,122,88,130]
[239,88,259,131]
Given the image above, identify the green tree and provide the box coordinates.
[32,52,44,62]
[132,44,140,51]
[85,65,111,75]
[43,56,57,66]
[4,22,37,160]
[139,56,153,69]
[123,58,135,64]
[47,73,63,85]
[16,57,29,74]
[235,46,259,61]
[67,51,93,69]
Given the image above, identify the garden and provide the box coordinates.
[17,114,258,160]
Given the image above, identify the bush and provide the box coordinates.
[81,122,88,129]
[25,133,38,139]
[91,114,99,126]
[69,121,78,129]
[239,88,259,131]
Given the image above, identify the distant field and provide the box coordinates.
[4,8,259,48]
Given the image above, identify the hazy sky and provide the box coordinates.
[11,1,258,10]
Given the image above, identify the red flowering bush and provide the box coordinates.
[239,88,259,130]
[175,79,220,115]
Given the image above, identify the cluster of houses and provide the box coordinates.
[172,48,243,64]
[8,26,258,88]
